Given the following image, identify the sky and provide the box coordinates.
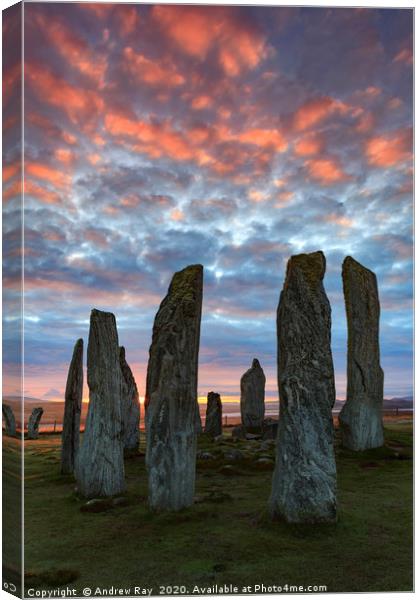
[3,2,413,404]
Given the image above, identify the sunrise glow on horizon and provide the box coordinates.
[3,3,413,404]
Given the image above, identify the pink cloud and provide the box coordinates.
[393,48,413,66]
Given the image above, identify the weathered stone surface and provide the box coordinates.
[204,391,222,437]
[262,418,278,440]
[195,403,203,433]
[2,404,16,436]
[76,309,125,498]
[61,339,83,474]
[269,251,337,523]
[145,264,203,511]
[339,256,384,450]
[240,358,266,430]
[120,346,140,453]
[28,407,43,439]
[232,425,246,440]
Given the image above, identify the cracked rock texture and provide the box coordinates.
[120,346,140,452]
[2,404,16,437]
[269,251,337,523]
[339,256,384,450]
[28,407,43,440]
[76,309,125,498]
[204,392,222,437]
[240,358,266,430]
[145,265,203,511]
[61,338,83,474]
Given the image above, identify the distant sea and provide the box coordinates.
[2,395,413,432]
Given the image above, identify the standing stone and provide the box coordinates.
[204,392,222,437]
[145,264,203,511]
[240,358,266,431]
[61,339,83,475]
[28,407,43,440]
[339,257,384,450]
[195,403,203,434]
[270,251,337,523]
[2,404,16,436]
[120,346,140,453]
[76,309,125,498]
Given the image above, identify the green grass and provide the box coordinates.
[12,421,413,594]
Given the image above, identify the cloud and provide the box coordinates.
[365,128,412,168]
[293,96,352,131]
[151,5,268,77]
[122,47,186,87]
[304,157,351,184]
[31,11,107,85]
[26,63,104,126]
[393,48,413,66]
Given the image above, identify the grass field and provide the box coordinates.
[3,420,413,595]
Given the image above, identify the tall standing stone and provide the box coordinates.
[2,404,16,437]
[204,392,222,437]
[145,264,203,511]
[120,346,140,453]
[61,339,83,475]
[240,358,266,431]
[270,251,337,523]
[28,407,43,440]
[76,309,125,498]
[339,256,384,450]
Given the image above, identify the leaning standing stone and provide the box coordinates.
[76,309,125,498]
[339,256,384,450]
[2,404,16,436]
[240,358,266,431]
[120,346,140,453]
[204,392,222,437]
[145,264,203,511]
[28,407,43,439]
[61,339,83,474]
[269,251,337,523]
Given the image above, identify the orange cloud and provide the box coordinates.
[238,128,287,152]
[3,63,20,106]
[117,6,140,35]
[80,3,114,20]
[123,47,185,87]
[305,157,350,185]
[170,208,184,221]
[2,161,20,183]
[293,96,351,131]
[33,13,107,86]
[152,5,267,77]
[355,111,375,133]
[24,180,60,205]
[191,95,212,110]
[27,112,78,145]
[365,129,412,168]
[54,148,75,165]
[105,112,194,162]
[3,179,22,203]
[294,134,323,156]
[87,153,101,165]
[324,214,353,228]
[26,63,104,126]
[26,162,71,189]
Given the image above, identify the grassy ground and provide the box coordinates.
[5,420,413,595]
